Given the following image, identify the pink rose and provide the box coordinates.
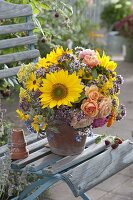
[81,99,98,118]
[79,49,99,68]
[79,49,96,58]
[98,97,112,118]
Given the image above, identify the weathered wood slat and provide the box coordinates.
[0,49,40,64]
[27,153,63,172]
[0,22,34,35]
[25,138,48,153]
[62,140,133,197]
[11,147,51,170]
[43,141,106,175]
[0,1,32,19]
[0,66,20,79]
[0,36,37,49]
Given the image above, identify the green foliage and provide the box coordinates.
[0,121,13,146]
[100,0,132,29]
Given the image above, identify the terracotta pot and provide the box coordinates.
[10,128,29,160]
[46,120,87,156]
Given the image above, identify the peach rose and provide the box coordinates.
[85,85,100,101]
[71,115,93,129]
[79,49,96,58]
[79,49,99,68]
[98,97,112,118]
[83,55,99,68]
[81,99,98,118]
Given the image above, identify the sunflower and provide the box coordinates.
[36,47,73,69]
[16,109,29,120]
[39,70,84,108]
[25,72,41,91]
[97,51,117,71]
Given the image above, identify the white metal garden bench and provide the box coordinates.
[0,1,133,200]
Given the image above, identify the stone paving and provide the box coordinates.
[1,60,133,200]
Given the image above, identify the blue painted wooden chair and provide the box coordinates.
[0,1,133,200]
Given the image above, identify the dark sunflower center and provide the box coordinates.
[52,83,68,100]
[33,80,36,85]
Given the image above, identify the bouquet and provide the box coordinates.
[16,46,126,136]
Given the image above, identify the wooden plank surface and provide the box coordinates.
[62,140,133,197]
[0,36,37,49]
[10,134,98,171]
[0,23,34,35]
[11,147,50,169]
[27,153,63,172]
[0,1,32,19]
[27,138,48,153]
[0,49,40,64]
[43,141,107,175]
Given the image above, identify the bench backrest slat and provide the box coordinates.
[0,0,40,79]
[0,22,35,35]
[0,36,38,49]
[0,0,32,19]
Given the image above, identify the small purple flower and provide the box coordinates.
[116,75,124,85]
[36,67,46,77]
[112,99,117,107]
[109,88,114,95]
[48,65,60,73]
[92,118,108,128]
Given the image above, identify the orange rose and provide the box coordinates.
[98,97,112,118]
[81,99,98,118]
[85,85,100,101]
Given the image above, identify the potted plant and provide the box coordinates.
[114,14,133,62]
[100,0,132,56]
[16,46,126,156]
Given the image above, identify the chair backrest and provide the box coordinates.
[0,0,40,79]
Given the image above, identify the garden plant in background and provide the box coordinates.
[100,0,132,30]
[114,14,133,62]
[16,46,126,155]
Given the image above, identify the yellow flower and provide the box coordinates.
[100,79,113,95]
[25,72,41,91]
[36,46,73,69]
[17,63,36,83]
[16,109,29,121]
[39,69,84,108]
[19,87,30,103]
[31,115,47,132]
[97,51,117,71]
[77,68,85,77]
[31,122,39,132]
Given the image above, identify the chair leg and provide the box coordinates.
[80,193,92,200]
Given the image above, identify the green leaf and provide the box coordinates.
[95,136,102,144]
[40,3,51,10]
[92,68,98,79]
[75,93,86,103]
